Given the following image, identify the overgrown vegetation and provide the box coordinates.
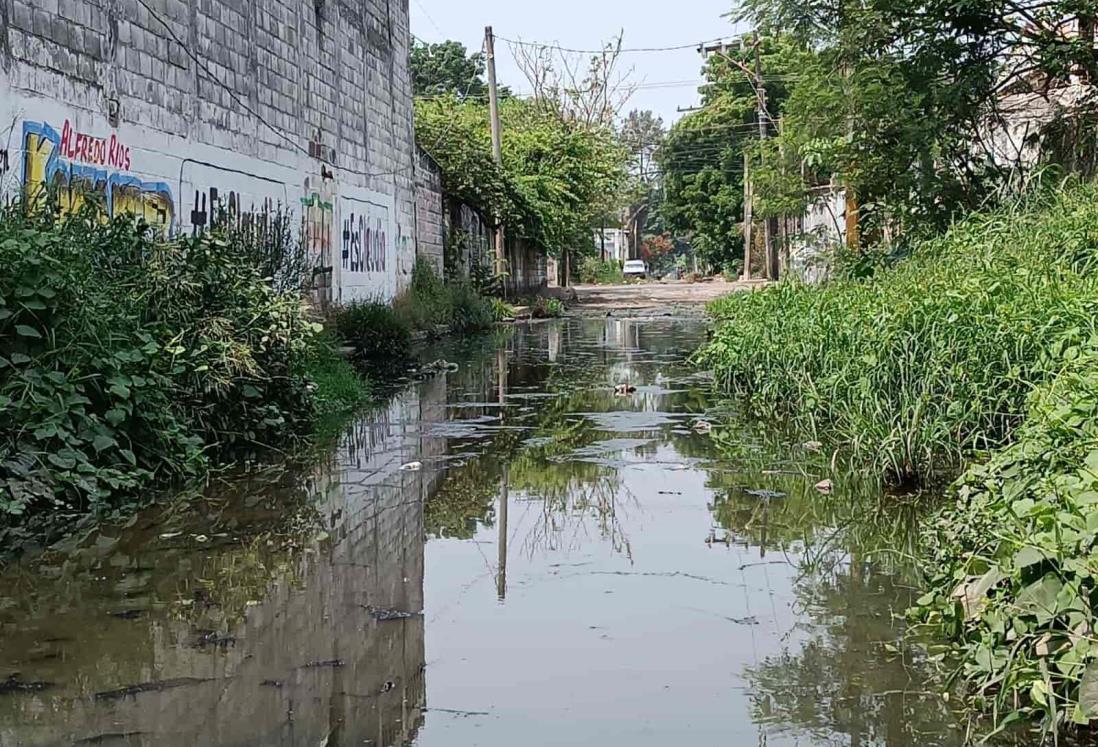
[698,182,1098,485]
[578,257,624,285]
[413,40,627,276]
[699,181,1098,738]
[0,201,364,547]
[913,340,1098,739]
[331,260,497,372]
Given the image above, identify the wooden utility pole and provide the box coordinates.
[753,36,777,281]
[742,151,753,281]
[485,26,507,287]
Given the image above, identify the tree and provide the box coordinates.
[737,0,1098,246]
[415,96,627,259]
[659,36,795,271]
[620,110,666,184]
[411,41,488,100]
[510,34,636,128]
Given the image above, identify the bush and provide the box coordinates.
[490,298,517,322]
[533,297,565,319]
[913,341,1098,736]
[330,260,495,371]
[578,257,624,285]
[0,202,327,544]
[394,259,495,336]
[332,300,412,366]
[697,183,1098,484]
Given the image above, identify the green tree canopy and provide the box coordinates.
[415,95,627,258]
[411,40,488,100]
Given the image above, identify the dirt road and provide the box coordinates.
[570,278,762,314]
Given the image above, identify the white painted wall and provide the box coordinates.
[0,0,417,305]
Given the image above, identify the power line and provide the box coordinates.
[410,0,445,38]
[497,35,741,55]
[139,0,481,182]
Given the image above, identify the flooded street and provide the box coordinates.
[0,317,968,746]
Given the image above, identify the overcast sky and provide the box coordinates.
[409,0,744,126]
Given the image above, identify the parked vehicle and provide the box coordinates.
[623,259,648,279]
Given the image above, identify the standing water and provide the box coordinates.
[0,318,969,746]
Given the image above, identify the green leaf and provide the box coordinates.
[120,449,137,466]
[105,409,127,426]
[1014,546,1047,571]
[241,384,262,399]
[20,299,46,311]
[47,452,77,470]
[92,435,116,453]
[33,424,58,441]
[109,384,131,400]
[10,353,31,365]
[1080,661,1098,720]
[15,325,41,339]
[1017,574,1065,623]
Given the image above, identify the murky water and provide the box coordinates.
[0,318,972,746]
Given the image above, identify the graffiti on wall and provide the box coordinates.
[179,160,291,235]
[21,120,174,225]
[341,199,390,274]
[298,173,335,305]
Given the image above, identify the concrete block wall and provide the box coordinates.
[414,146,444,275]
[0,0,417,303]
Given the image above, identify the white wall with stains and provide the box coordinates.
[0,0,417,304]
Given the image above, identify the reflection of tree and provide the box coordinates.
[747,565,962,747]
[424,460,497,540]
[704,422,963,745]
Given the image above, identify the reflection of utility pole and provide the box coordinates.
[497,464,510,601]
[759,496,770,558]
[497,344,509,600]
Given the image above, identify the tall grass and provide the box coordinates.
[698,183,1098,484]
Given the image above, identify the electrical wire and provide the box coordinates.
[497,35,741,55]
[137,0,471,181]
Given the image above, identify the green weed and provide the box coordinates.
[0,201,329,546]
[698,183,1098,484]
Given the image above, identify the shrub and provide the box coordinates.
[697,183,1098,484]
[533,297,565,319]
[332,300,412,366]
[490,298,517,322]
[912,340,1098,737]
[579,256,624,285]
[0,201,325,545]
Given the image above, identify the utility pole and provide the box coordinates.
[753,36,777,281]
[742,151,752,282]
[485,26,507,289]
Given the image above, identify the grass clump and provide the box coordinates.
[697,183,1098,484]
[532,297,566,319]
[391,259,494,336]
[332,300,412,369]
[303,332,372,418]
[330,260,496,373]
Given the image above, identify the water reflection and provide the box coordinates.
[0,318,985,746]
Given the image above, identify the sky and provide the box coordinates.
[409,0,744,126]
